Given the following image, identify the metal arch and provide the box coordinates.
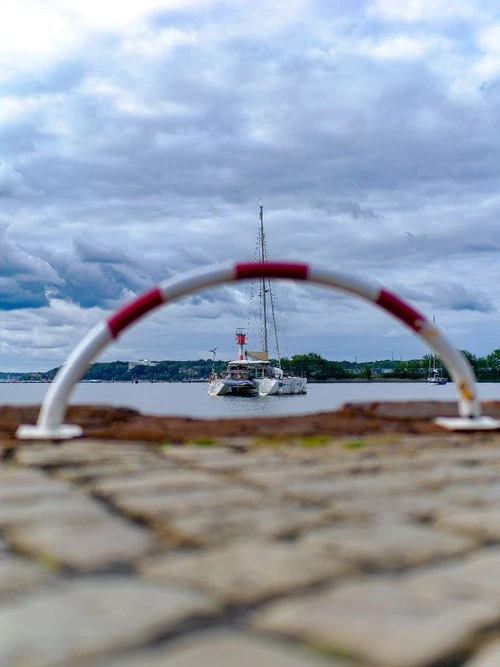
[16,261,500,440]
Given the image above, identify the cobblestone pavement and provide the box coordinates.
[6,432,500,666]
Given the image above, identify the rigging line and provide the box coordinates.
[247,219,262,347]
[259,206,268,354]
[267,275,282,365]
[269,276,290,359]
[238,221,261,344]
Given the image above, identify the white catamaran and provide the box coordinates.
[208,207,307,397]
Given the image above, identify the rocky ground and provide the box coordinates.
[3,401,500,665]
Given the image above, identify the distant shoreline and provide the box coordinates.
[2,378,498,384]
[309,378,436,384]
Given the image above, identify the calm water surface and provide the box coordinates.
[1,381,500,419]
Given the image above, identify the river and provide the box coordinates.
[1,381,500,419]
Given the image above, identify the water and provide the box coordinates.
[1,381,500,419]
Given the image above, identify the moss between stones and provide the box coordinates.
[298,435,331,447]
[343,439,366,449]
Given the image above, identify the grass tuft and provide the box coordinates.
[298,435,331,447]
[343,439,365,449]
[187,437,217,446]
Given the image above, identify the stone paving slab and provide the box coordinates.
[0,494,109,527]
[0,577,219,667]
[110,486,264,523]
[6,516,156,570]
[140,538,349,604]
[0,557,54,597]
[300,520,476,569]
[436,506,500,541]
[160,502,329,546]
[252,577,500,667]
[464,639,500,666]
[88,630,346,667]
[405,546,500,601]
[54,461,165,483]
[15,440,163,467]
[91,467,228,496]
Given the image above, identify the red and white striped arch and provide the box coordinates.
[16,261,498,439]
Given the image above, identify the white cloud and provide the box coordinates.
[62,0,224,29]
[472,23,500,81]
[0,4,80,80]
[121,27,198,57]
[368,0,475,22]
[357,34,442,60]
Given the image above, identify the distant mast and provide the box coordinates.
[259,204,268,356]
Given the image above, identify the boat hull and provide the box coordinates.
[208,378,259,396]
[258,377,307,396]
[209,376,307,397]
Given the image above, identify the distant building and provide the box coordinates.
[128,359,158,370]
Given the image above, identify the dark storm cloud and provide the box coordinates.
[0,224,61,309]
[397,281,495,314]
[38,236,173,308]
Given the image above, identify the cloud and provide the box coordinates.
[357,35,444,61]
[0,162,34,197]
[0,225,62,309]
[397,281,495,313]
[367,0,476,22]
[1,1,500,371]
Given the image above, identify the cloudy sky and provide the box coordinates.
[1,0,500,371]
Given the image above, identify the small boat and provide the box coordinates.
[427,367,447,385]
[208,206,307,397]
[427,317,447,385]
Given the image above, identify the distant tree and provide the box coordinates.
[390,359,424,379]
[484,350,500,380]
[325,361,348,379]
[474,355,490,380]
[459,350,478,370]
[281,353,331,380]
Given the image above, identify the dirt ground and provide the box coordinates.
[3,400,500,444]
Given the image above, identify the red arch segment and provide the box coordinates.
[377,289,426,332]
[107,287,165,339]
[235,261,309,281]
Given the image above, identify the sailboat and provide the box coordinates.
[427,356,447,385]
[208,206,307,397]
[427,317,447,385]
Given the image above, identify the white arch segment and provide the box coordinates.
[16,261,500,439]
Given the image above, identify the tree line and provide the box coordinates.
[9,348,500,382]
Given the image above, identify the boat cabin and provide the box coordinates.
[226,360,277,380]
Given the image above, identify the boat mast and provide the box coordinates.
[259,204,268,356]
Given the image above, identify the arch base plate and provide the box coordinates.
[435,416,500,431]
[16,423,83,441]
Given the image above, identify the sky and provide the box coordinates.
[1,0,500,371]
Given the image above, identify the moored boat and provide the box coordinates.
[427,367,447,385]
[427,317,447,385]
[208,206,307,398]
[208,329,307,396]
